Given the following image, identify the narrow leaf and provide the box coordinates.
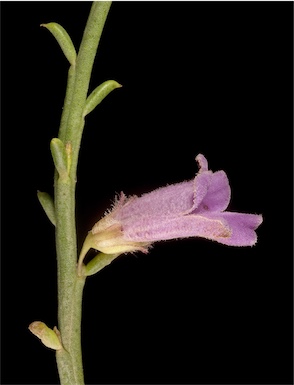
[50,138,68,179]
[37,191,56,226]
[83,80,122,117]
[41,22,77,66]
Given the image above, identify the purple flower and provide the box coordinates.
[87,154,262,255]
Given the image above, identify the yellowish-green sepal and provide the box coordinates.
[50,138,68,179]
[37,191,56,226]
[84,252,120,276]
[29,321,63,350]
[83,80,122,117]
[41,22,77,66]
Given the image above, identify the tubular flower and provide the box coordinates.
[87,154,263,255]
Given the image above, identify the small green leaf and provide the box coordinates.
[29,321,62,350]
[50,138,68,179]
[37,191,56,226]
[83,80,122,117]
[41,22,77,66]
[84,252,120,276]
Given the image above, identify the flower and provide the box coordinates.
[86,154,263,255]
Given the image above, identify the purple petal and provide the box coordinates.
[205,212,263,246]
[194,170,231,213]
[122,211,262,247]
[117,180,195,220]
[190,171,212,211]
[196,153,208,172]
[190,153,212,210]
[116,154,213,221]
[190,154,230,213]
[122,214,232,243]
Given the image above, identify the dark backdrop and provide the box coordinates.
[1,2,293,384]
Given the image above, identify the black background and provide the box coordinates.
[1,2,293,384]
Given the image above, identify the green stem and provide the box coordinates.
[55,177,85,385]
[65,1,112,180]
[54,2,112,385]
[58,65,76,143]
[56,275,85,385]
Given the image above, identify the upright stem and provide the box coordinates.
[65,1,112,180]
[54,3,112,384]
